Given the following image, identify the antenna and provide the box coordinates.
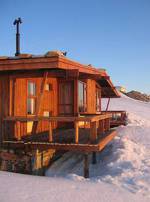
[13,17,22,56]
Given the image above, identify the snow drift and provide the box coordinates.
[0,92,150,201]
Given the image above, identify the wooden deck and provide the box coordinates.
[2,114,118,178]
[3,128,117,152]
[2,114,117,153]
[102,111,127,127]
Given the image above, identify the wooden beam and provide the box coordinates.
[16,121,21,140]
[84,153,89,178]
[48,121,53,142]
[32,71,48,134]
[3,114,112,122]
[98,120,104,134]
[92,152,97,164]
[36,71,48,115]
[75,121,79,144]
[90,121,97,143]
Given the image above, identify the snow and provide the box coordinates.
[0,171,148,202]
[0,92,150,201]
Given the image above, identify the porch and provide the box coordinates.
[102,110,127,127]
[2,114,119,177]
[2,113,117,152]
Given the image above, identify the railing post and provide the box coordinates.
[75,121,79,144]
[90,121,97,143]
[16,121,21,141]
[48,121,53,142]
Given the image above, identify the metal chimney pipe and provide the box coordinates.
[13,17,22,56]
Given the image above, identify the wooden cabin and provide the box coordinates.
[0,50,124,177]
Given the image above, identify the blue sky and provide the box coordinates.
[1,0,150,93]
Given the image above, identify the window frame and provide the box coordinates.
[96,85,101,112]
[78,80,87,113]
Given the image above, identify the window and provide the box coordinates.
[27,81,37,115]
[96,87,101,112]
[28,81,36,96]
[59,81,74,115]
[78,81,87,112]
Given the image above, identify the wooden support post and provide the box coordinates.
[98,120,102,134]
[49,121,53,142]
[75,121,79,144]
[84,153,89,178]
[102,120,105,133]
[105,118,110,131]
[92,152,97,164]
[41,152,45,176]
[90,121,97,143]
[107,118,110,130]
[32,71,48,135]
[16,121,21,140]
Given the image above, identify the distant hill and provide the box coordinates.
[125,90,150,102]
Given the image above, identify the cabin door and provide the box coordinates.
[58,81,74,116]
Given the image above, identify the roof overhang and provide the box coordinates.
[0,54,120,98]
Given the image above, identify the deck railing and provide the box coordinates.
[102,111,127,127]
[3,114,112,145]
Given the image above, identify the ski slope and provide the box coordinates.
[0,92,150,202]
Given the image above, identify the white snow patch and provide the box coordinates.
[1,92,150,201]
[0,171,148,202]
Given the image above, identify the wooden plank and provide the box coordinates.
[3,141,98,152]
[32,71,48,134]
[16,121,21,140]
[3,114,112,122]
[0,152,19,161]
[75,121,79,144]
[97,120,104,134]
[90,121,97,143]
[84,153,89,178]
[48,121,53,142]
[0,56,102,75]
[35,71,49,115]
[98,130,117,151]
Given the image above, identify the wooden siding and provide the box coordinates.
[87,79,97,113]
[3,72,58,139]
[0,75,9,144]
[0,70,102,141]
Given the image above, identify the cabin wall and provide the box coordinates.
[8,72,58,139]
[86,79,96,113]
[0,75,9,144]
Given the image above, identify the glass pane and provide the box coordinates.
[78,81,87,112]
[27,98,36,115]
[96,88,101,112]
[28,81,36,96]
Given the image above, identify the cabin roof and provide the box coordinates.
[0,52,120,98]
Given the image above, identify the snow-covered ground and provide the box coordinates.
[0,93,150,202]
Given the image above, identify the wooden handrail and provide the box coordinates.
[3,114,113,144]
[3,114,112,122]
